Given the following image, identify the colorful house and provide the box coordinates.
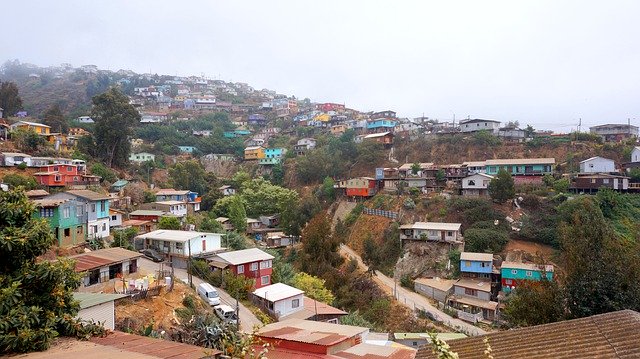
[135,230,223,269]
[48,190,111,240]
[10,120,50,134]
[209,248,275,288]
[259,148,285,165]
[460,252,494,279]
[248,114,266,126]
[337,177,378,197]
[363,131,394,146]
[33,164,96,187]
[129,152,155,163]
[501,261,554,293]
[33,198,87,247]
[244,146,265,160]
[484,158,555,177]
[366,119,397,133]
[177,146,197,154]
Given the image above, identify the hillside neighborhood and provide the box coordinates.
[2,60,640,359]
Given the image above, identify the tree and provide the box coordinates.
[411,162,421,176]
[0,189,104,353]
[291,272,335,304]
[90,163,117,183]
[488,168,515,203]
[0,81,23,116]
[502,278,564,327]
[320,177,336,201]
[299,214,343,277]
[2,173,37,190]
[228,196,247,233]
[92,87,140,167]
[158,216,181,230]
[463,228,509,253]
[169,160,208,195]
[524,124,535,138]
[112,227,138,251]
[12,128,47,152]
[362,236,380,274]
[43,104,68,134]
[224,231,248,250]
[200,215,224,233]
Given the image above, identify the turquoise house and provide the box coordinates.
[33,197,87,247]
[484,158,555,176]
[178,146,197,154]
[501,261,554,293]
[224,130,251,138]
[260,148,285,165]
[47,190,112,240]
[367,119,397,132]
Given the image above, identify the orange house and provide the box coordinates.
[34,164,98,187]
[343,177,378,197]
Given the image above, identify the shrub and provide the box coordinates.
[464,228,509,253]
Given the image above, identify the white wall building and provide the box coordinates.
[632,147,640,163]
[252,283,305,320]
[74,293,127,330]
[136,230,223,268]
[579,156,615,173]
[459,119,501,134]
[461,173,494,197]
[399,222,462,242]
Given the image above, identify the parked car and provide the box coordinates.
[214,304,238,325]
[197,283,221,306]
[140,248,163,262]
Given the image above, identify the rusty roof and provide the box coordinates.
[69,247,143,272]
[90,331,218,358]
[416,310,640,359]
[257,319,368,347]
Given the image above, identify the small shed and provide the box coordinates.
[73,292,127,330]
[414,277,455,303]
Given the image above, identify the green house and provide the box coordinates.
[33,198,87,247]
[501,261,554,293]
[484,158,555,176]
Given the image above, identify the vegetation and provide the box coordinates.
[158,216,181,230]
[0,81,23,116]
[488,168,515,203]
[290,272,335,304]
[2,173,38,190]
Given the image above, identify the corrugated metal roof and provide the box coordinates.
[214,248,274,265]
[460,252,493,262]
[130,210,166,216]
[69,247,142,272]
[90,331,218,358]
[336,343,416,359]
[485,158,556,166]
[73,292,128,309]
[453,278,492,292]
[136,230,220,243]
[414,277,455,292]
[398,222,462,231]
[501,261,554,272]
[253,283,304,302]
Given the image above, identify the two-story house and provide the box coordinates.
[140,201,187,218]
[461,173,494,197]
[135,230,223,268]
[155,188,200,213]
[484,158,555,184]
[47,190,111,240]
[260,148,286,166]
[33,197,86,247]
[209,248,275,288]
[448,278,498,323]
[251,283,305,320]
[459,119,500,134]
[244,146,265,160]
[33,163,96,187]
[336,177,378,198]
[579,156,615,173]
[218,185,236,196]
[399,222,462,242]
[501,261,554,294]
[459,251,500,302]
[294,138,316,155]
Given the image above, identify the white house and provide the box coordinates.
[461,173,494,197]
[463,161,487,174]
[459,119,501,134]
[579,156,615,173]
[74,293,127,330]
[129,152,155,163]
[109,208,124,228]
[631,147,640,163]
[75,116,95,123]
[399,222,462,242]
[1,152,32,166]
[136,230,223,268]
[219,185,236,196]
[252,283,305,320]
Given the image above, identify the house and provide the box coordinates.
[47,190,111,240]
[218,185,236,196]
[632,146,640,163]
[32,198,87,247]
[460,252,494,279]
[484,158,555,184]
[69,247,142,287]
[448,278,499,322]
[10,120,51,134]
[251,283,305,319]
[248,114,266,126]
[129,152,155,163]
[120,219,156,238]
[246,218,266,233]
[366,119,397,134]
[140,201,188,217]
[33,164,95,187]
[590,123,639,142]
[278,296,348,323]
[75,116,94,123]
[140,112,168,123]
[461,173,494,197]
[135,230,223,268]
[417,310,640,359]
[370,110,397,120]
[462,161,487,174]
[294,138,317,155]
[260,148,286,165]
[246,137,265,147]
[155,188,201,213]
[73,293,127,330]
[129,209,168,223]
[25,189,49,199]
[579,156,615,173]
[317,103,346,112]
[244,146,265,160]
[209,248,275,288]
[393,332,467,350]
[364,131,394,146]
[570,173,630,193]
[331,124,347,135]
[264,231,294,248]
[399,222,462,242]
[497,126,526,141]
[110,179,129,193]
[501,261,554,293]
[337,177,378,197]
[177,146,197,154]
[215,217,234,231]
[259,214,280,228]
[1,152,32,166]
[0,120,8,140]
[414,277,455,303]
[192,130,212,137]
[108,208,124,227]
[459,118,500,134]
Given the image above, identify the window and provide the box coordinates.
[465,261,471,267]
[468,180,475,186]
[63,207,70,218]
[464,288,478,296]
[261,275,270,285]
[53,166,59,171]
[40,208,54,217]
[291,298,300,308]
[91,203,96,212]
[250,262,258,271]
[481,262,489,267]
[511,269,518,275]
[176,242,184,250]
[64,228,70,237]
[202,239,206,251]
[54,175,62,182]
[591,179,597,184]
[101,201,105,212]
[525,271,533,277]
[237,265,244,274]
[589,163,594,168]
[603,179,610,184]
[260,260,272,269]
[67,166,73,171]
[102,223,106,231]
[77,205,84,216]
[447,231,453,237]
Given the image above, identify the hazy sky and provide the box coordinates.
[3,1,640,131]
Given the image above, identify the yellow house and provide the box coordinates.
[331,124,346,135]
[244,146,265,160]
[174,95,186,101]
[44,133,74,152]
[10,120,51,135]
[313,113,331,122]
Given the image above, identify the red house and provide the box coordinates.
[337,177,378,197]
[316,103,345,112]
[128,210,169,223]
[209,248,275,289]
[33,164,99,187]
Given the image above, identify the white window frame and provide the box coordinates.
[237,265,244,274]
[511,269,518,275]
[250,262,258,271]
[525,270,533,277]
[261,275,269,285]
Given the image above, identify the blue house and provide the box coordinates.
[178,146,197,154]
[484,158,555,176]
[47,190,111,240]
[260,148,285,166]
[501,261,554,293]
[367,119,397,133]
[460,252,493,279]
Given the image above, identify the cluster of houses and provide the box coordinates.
[0,120,80,152]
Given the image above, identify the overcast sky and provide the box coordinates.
[3,1,640,131]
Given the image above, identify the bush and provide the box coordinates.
[223,272,255,300]
[2,173,37,190]
[464,228,509,253]
[400,275,414,289]
[344,203,364,226]
[17,162,27,170]
[90,163,117,183]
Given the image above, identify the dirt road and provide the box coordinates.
[137,258,263,333]
[339,244,487,336]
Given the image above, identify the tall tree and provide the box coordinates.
[169,160,208,195]
[0,81,23,116]
[299,214,343,277]
[488,168,515,203]
[0,189,103,353]
[228,196,247,233]
[91,87,140,167]
[43,104,68,134]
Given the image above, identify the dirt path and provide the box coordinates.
[339,244,487,336]
[332,201,357,229]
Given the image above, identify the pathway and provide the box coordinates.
[339,244,487,336]
[137,258,263,333]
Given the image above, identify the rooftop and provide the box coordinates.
[484,158,556,166]
[253,283,305,302]
[12,120,51,128]
[68,247,143,272]
[212,248,274,265]
[129,210,167,216]
[257,318,368,346]
[393,332,467,341]
[416,310,640,359]
[25,189,50,197]
[136,230,220,243]
[66,189,111,201]
[154,200,185,205]
[460,252,493,262]
[501,261,554,272]
[280,296,348,321]
[399,222,462,231]
[364,131,392,138]
[454,278,492,292]
[73,292,128,309]
[155,188,190,196]
[414,277,456,292]
[33,198,70,207]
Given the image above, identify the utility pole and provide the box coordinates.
[188,240,192,288]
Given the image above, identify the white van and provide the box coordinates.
[214,304,238,325]
[197,283,221,306]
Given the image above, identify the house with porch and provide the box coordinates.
[209,248,275,288]
[135,230,223,268]
[69,247,142,288]
[33,197,86,247]
[244,146,265,160]
[33,163,97,187]
[484,158,555,184]
[399,222,462,242]
[448,278,499,323]
[570,173,630,193]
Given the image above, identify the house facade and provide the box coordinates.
[136,230,223,268]
[140,201,187,217]
[461,173,493,197]
[48,190,111,240]
[364,131,394,146]
[448,278,499,322]
[590,124,639,142]
[244,146,265,160]
[210,248,275,288]
[501,261,554,293]
[484,158,555,177]
[579,156,615,173]
[33,198,86,247]
[399,222,462,242]
[69,247,142,287]
[33,164,94,187]
[251,283,305,320]
[571,174,629,193]
[129,152,155,163]
[260,148,285,165]
[10,120,51,134]
[337,177,378,197]
[414,277,455,303]
[459,119,500,134]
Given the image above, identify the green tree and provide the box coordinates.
[488,168,515,203]
[299,214,343,277]
[158,216,181,230]
[410,162,421,175]
[272,261,296,285]
[291,272,335,304]
[169,160,208,195]
[228,196,247,233]
[231,171,251,190]
[92,87,140,167]
[502,278,564,327]
[0,81,23,116]
[0,189,104,353]
[111,227,138,251]
[435,169,446,182]
[2,173,38,190]
[43,104,68,134]
[524,124,535,138]
[270,162,285,186]
[200,215,224,232]
[12,128,47,152]
[463,228,509,253]
[90,163,117,183]
[321,177,336,201]
[224,231,248,250]
[362,236,380,274]
[552,178,570,193]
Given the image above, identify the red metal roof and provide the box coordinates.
[90,331,218,359]
[73,254,113,272]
